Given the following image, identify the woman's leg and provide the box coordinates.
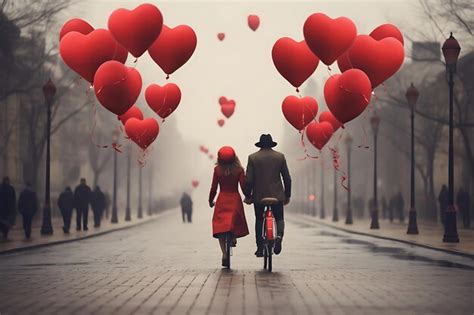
[218,237,226,258]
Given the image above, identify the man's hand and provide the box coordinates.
[243,197,252,205]
[209,201,215,208]
[284,197,290,205]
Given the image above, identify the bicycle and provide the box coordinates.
[222,232,233,269]
[260,197,278,272]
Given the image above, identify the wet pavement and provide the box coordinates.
[0,205,473,314]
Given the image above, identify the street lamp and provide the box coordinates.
[332,146,339,222]
[138,165,143,218]
[345,135,353,224]
[111,130,120,224]
[147,163,153,216]
[124,145,132,221]
[312,161,317,216]
[442,32,461,243]
[370,113,380,229]
[406,83,419,234]
[40,78,56,235]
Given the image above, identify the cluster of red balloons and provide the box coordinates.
[59,3,197,151]
[199,145,214,160]
[273,12,404,151]
[216,96,236,127]
[217,14,260,41]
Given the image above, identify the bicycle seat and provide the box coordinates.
[260,197,279,205]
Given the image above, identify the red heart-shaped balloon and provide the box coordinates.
[118,105,143,125]
[248,15,260,31]
[306,121,334,150]
[281,95,318,131]
[60,29,127,83]
[336,52,353,73]
[303,13,357,66]
[324,69,372,124]
[370,23,404,45]
[145,83,182,119]
[348,35,404,88]
[148,24,197,76]
[94,61,142,116]
[59,18,94,40]
[108,3,163,58]
[125,118,159,150]
[221,101,236,118]
[217,119,225,127]
[272,37,319,89]
[191,180,199,188]
[318,110,342,131]
[218,96,228,105]
[217,33,225,41]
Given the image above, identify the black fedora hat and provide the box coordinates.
[255,134,277,148]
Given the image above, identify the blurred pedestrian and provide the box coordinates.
[438,185,448,226]
[0,176,16,239]
[58,187,74,233]
[395,191,405,223]
[456,188,470,229]
[388,195,395,223]
[17,182,38,239]
[353,196,364,218]
[180,192,193,223]
[90,186,106,227]
[381,196,387,220]
[74,178,91,231]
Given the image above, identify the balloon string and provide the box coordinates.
[339,84,370,105]
[95,76,127,96]
[329,147,349,191]
[296,129,319,161]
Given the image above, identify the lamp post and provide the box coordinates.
[442,33,461,243]
[370,113,380,229]
[124,146,131,221]
[406,83,419,234]
[345,135,353,224]
[332,146,339,222]
[111,130,119,224]
[40,78,56,235]
[137,165,143,218]
[320,158,326,219]
[312,161,317,216]
[147,163,153,216]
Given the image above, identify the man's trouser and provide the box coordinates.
[254,202,285,249]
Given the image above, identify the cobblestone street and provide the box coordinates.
[0,207,473,315]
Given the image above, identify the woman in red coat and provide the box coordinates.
[209,146,249,267]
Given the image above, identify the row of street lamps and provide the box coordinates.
[299,33,461,243]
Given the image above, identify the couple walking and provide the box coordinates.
[208,134,292,267]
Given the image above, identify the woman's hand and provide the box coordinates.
[209,201,215,208]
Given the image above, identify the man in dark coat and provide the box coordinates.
[58,187,74,233]
[456,188,470,229]
[90,186,106,227]
[395,191,405,223]
[245,134,291,257]
[180,192,193,223]
[74,178,91,231]
[17,182,38,239]
[438,185,448,226]
[0,176,16,239]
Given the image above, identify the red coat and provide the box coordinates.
[209,166,249,238]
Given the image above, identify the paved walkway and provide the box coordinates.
[0,211,163,254]
[293,214,474,257]
[0,204,472,314]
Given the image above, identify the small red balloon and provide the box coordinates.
[281,95,318,131]
[108,3,163,58]
[272,37,319,89]
[191,180,199,188]
[324,69,372,124]
[306,121,334,150]
[221,101,236,118]
[59,18,94,40]
[148,24,197,76]
[218,96,228,105]
[318,110,342,131]
[347,35,404,88]
[217,33,225,41]
[217,119,225,127]
[248,15,260,31]
[94,60,142,116]
[125,117,159,150]
[303,13,357,66]
[118,105,143,125]
[145,83,182,119]
[370,23,404,45]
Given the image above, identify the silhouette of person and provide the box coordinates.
[438,185,448,226]
[90,186,106,228]
[0,176,16,239]
[58,187,74,233]
[180,192,193,223]
[456,188,470,229]
[74,178,91,231]
[17,182,38,239]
